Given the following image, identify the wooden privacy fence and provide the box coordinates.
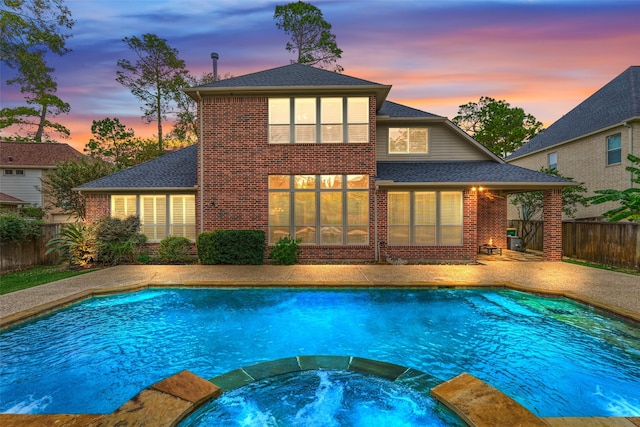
[1,224,62,272]
[508,220,640,270]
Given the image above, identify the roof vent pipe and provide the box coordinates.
[210,52,219,82]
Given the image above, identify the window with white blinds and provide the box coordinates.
[170,195,196,239]
[111,195,137,219]
[140,195,167,242]
[269,97,369,144]
[388,191,463,245]
[110,194,196,242]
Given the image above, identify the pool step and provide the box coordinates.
[431,372,548,427]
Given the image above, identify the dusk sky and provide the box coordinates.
[2,0,640,152]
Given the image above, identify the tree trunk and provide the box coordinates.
[35,104,48,142]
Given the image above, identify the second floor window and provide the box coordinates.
[269,97,369,144]
[548,152,557,170]
[607,134,621,165]
[389,128,428,154]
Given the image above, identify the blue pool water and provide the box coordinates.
[0,288,639,417]
[181,370,465,427]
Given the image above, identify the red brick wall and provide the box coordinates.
[198,95,378,260]
[477,191,507,249]
[543,188,563,261]
[84,193,109,223]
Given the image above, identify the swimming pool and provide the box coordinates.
[0,287,638,417]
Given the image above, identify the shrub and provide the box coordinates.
[18,205,45,220]
[268,235,302,265]
[46,223,96,268]
[197,230,265,265]
[0,212,43,243]
[157,236,192,264]
[93,216,147,266]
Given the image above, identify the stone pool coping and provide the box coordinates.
[1,264,639,426]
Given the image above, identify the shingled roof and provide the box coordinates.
[379,100,442,119]
[185,63,392,110]
[195,63,386,89]
[509,66,640,160]
[76,145,197,191]
[0,141,84,168]
[376,161,572,189]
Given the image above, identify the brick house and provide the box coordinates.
[78,64,571,262]
[507,66,640,220]
[0,141,85,223]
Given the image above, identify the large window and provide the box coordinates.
[388,191,462,245]
[269,97,369,144]
[268,174,369,245]
[389,128,428,154]
[111,194,196,241]
[607,133,621,165]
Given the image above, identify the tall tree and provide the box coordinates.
[452,96,543,157]
[169,71,215,144]
[0,0,75,141]
[40,158,115,220]
[84,117,162,169]
[116,33,189,151]
[589,154,640,222]
[274,1,343,72]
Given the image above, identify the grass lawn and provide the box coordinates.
[0,265,93,295]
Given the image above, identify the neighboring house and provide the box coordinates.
[78,63,572,262]
[0,141,85,223]
[507,66,640,220]
[0,192,26,212]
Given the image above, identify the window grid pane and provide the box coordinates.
[268,174,369,245]
[141,195,166,242]
[388,191,463,246]
[607,134,622,165]
[170,195,195,240]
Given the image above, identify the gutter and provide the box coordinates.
[196,90,204,234]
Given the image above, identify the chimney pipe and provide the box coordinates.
[210,52,219,82]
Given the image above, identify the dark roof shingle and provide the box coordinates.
[509,66,640,159]
[195,63,386,89]
[376,161,572,184]
[77,145,197,190]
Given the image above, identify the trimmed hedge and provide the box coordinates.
[197,230,265,265]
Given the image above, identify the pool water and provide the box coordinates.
[181,370,465,427]
[0,288,639,417]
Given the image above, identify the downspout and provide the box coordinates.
[374,185,378,262]
[196,91,204,233]
[623,121,634,187]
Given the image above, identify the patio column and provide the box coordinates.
[542,188,562,261]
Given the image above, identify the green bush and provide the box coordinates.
[157,236,192,264]
[18,205,45,220]
[93,216,147,266]
[0,212,43,243]
[197,230,265,265]
[268,235,302,265]
[46,223,96,268]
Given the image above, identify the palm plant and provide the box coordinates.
[46,223,96,268]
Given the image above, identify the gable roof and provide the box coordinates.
[508,66,640,160]
[185,63,392,110]
[376,161,573,190]
[0,141,84,168]
[76,145,198,191]
[379,100,443,119]
[0,192,26,205]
